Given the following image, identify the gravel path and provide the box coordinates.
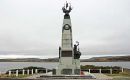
[24,73,113,80]
[0,73,115,80]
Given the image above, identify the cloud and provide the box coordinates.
[0,0,130,58]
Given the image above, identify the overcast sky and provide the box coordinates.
[0,0,130,59]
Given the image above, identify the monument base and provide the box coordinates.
[56,58,80,75]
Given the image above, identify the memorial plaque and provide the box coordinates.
[62,51,72,57]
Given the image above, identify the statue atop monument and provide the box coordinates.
[62,1,72,14]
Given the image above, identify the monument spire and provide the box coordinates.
[56,2,81,75]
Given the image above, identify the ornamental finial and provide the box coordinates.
[62,1,72,14]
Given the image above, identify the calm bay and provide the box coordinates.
[0,62,130,73]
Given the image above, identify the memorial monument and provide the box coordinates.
[56,2,81,75]
[40,2,96,79]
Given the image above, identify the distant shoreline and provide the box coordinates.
[0,61,130,62]
[0,55,130,62]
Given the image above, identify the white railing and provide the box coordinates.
[0,68,124,77]
[6,68,48,77]
[81,68,124,74]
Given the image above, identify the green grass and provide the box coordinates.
[0,74,31,78]
[105,72,130,80]
[106,71,130,77]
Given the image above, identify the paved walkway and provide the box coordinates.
[25,73,45,79]
[25,73,113,80]
[93,73,113,79]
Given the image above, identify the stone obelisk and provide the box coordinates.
[56,2,81,75]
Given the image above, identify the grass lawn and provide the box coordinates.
[106,72,130,80]
[106,72,130,77]
[0,74,31,78]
